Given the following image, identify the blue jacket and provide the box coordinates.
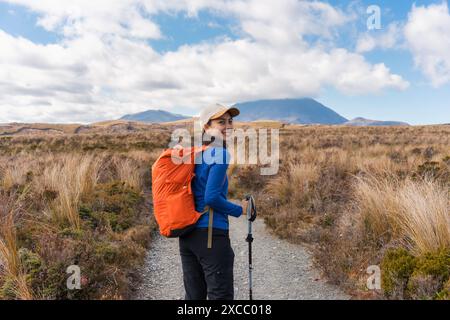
[192,146,243,230]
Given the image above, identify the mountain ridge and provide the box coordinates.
[233,98,348,124]
[117,98,409,126]
[120,109,189,123]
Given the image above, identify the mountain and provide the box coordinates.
[344,117,409,126]
[233,98,348,124]
[118,99,410,126]
[120,109,190,123]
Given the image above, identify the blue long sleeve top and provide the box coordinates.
[191,146,243,230]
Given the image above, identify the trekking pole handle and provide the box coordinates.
[245,194,257,222]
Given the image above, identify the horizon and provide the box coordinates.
[1,0,450,125]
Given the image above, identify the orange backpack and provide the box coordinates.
[151,145,212,240]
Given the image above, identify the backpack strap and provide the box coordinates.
[199,145,213,249]
[207,207,213,249]
[201,206,214,249]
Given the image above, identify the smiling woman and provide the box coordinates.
[174,103,251,300]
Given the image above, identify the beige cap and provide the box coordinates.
[198,103,240,129]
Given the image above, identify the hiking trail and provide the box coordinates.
[132,209,350,300]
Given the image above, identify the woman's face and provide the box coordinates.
[204,112,234,140]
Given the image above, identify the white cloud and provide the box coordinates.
[356,22,402,53]
[0,0,409,123]
[3,0,163,39]
[404,2,450,87]
[220,0,351,45]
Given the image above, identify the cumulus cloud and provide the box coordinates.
[219,0,351,45]
[0,0,409,123]
[3,0,163,39]
[356,22,403,53]
[404,2,450,87]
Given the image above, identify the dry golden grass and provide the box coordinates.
[1,123,448,299]
[0,129,167,299]
[126,150,159,163]
[0,194,33,300]
[113,157,143,191]
[35,154,102,229]
[395,179,449,254]
[0,163,28,190]
[229,124,450,298]
[354,175,450,254]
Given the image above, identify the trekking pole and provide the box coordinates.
[245,194,256,300]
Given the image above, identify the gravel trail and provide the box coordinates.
[133,213,349,300]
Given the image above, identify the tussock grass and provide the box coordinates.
[396,179,449,255]
[0,130,167,299]
[354,175,449,255]
[37,154,102,229]
[113,157,142,191]
[1,124,448,299]
[229,124,450,299]
[0,194,33,300]
[0,160,30,190]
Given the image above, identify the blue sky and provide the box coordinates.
[0,0,449,124]
[321,0,450,124]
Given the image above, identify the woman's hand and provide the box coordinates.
[241,199,249,216]
[241,197,257,221]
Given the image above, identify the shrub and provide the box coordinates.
[80,181,142,232]
[381,248,450,299]
[407,249,450,299]
[381,248,417,298]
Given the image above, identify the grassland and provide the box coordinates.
[229,124,449,299]
[0,122,448,299]
[0,126,170,299]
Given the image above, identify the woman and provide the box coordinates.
[179,103,251,300]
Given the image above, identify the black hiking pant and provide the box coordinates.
[179,227,235,300]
